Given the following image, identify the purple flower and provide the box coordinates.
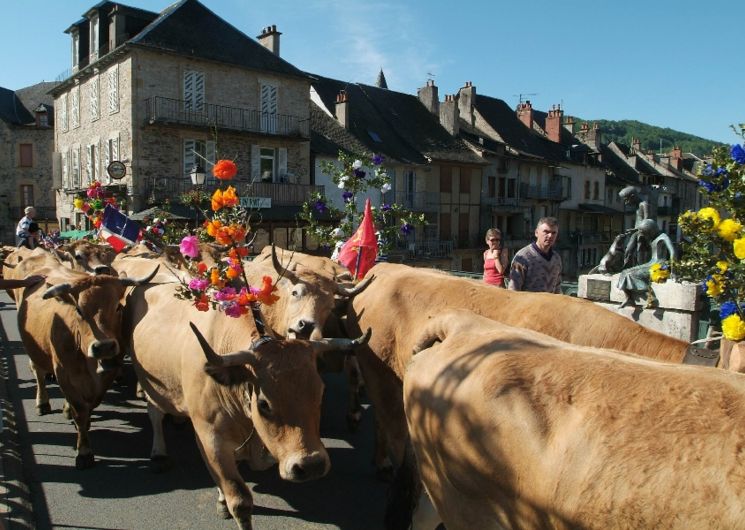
[342,191,354,203]
[731,144,745,165]
[721,301,739,319]
[188,277,209,291]
[224,302,243,318]
[381,203,392,212]
[179,235,200,259]
[314,200,327,213]
[401,222,413,235]
[703,164,714,177]
[372,154,384,165]
[214,287,236,301]
[698,179,716,193]
[353,168,366,179]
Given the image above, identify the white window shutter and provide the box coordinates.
[251,145,260,181]
[184,139,196,176]
[86,145,93,185]
[103,138,111,183]
[61,152,68,188]
[183,71,194,111]
[90,76,99,121]
[194,72,205,112]
[108,66,118,113]
[112,134,119,162]
[71,88,79,128]
[278,148,287,180]
[206,140,216,169]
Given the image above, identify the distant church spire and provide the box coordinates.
[376,68,388,89]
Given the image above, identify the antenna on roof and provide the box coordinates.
[513,92,538,105]
[426,72,435,82]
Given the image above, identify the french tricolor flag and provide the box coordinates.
[99,204,140,253]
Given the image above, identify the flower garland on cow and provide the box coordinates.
[176,159,279,318]
[676,124,745,341]
[299,151,426,274]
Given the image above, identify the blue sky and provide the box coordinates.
[3,0,741,144]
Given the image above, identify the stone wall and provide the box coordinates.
[577,273,702,342]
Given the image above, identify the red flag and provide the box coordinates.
[337,198,378,279]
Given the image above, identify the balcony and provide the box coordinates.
[394,238,453,258]
[393,191,440,212]
[145,178,323,207]
[519,182,563,201]
[145,97,309,138]
[483,196,519,207]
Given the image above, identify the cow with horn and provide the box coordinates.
[17,263,158,469]
[122,280,372,529]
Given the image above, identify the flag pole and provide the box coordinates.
[354,246,363,279]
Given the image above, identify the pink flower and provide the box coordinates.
[224,302,244,318]
[179,235,200,259]
[188,278,209,291]
[214,287,236,301]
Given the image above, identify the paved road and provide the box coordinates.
[0,291,387,530]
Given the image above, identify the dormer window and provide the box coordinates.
[90,14,99,61]
[72,31,80,70]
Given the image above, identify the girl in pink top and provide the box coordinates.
[483,228,508,287]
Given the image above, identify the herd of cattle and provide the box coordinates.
[2,240,744,530]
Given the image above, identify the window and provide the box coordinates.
[507,178,516,198]
[108,66,119,114]
[87,143,98,185]
[488,176,496,198]
[440,212,451,241]
[458,212,469,247]
[59,94,68,131]
[61,152,69,189]
[90,14,99,61]
[90,75,99,121]
[593,181,599,200]
[72,146,81,188]
[183,70,205,112]
[37,111,48,127]
[584,180,590,200]
[459,170,471,194]
[20,185,34,208]
[184,139,215,180]
[440,166,452,193]
[260,82,278,134]
[19,144,32,167]
[71,87,80,128]
[260,148,275,181]
[72,32,79,70]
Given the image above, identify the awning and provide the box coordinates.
[58,229,94,240]
[129,206,189,221]
[577,203,624,215]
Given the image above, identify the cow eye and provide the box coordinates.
[257,397,272,418]
[291,289,300,298]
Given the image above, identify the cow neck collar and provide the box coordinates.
[251,335,274,350]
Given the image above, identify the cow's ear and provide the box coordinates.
[203,364,255,387]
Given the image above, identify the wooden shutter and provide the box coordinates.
[108,66,118,113]
[90,75,99,121]
[71,88,79,128]
[184,139,196,176]
[61,151,68,188]
[260,83,277,133]
[184,70,205,112]
[251,145,260,181]
[440,212,451,241]
[278,148,287,181]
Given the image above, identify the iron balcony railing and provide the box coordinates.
[393,238,453,258]
[519,182,563,201]
[145,97,310,138]
[145,178,323,207]
[482,196,519,207]
[392,191,440,212]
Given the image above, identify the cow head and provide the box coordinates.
[55,241,116,274]
[191,322,371,482]
[42,267,158,360]
[270,245,372,340]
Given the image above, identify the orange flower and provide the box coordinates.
[213,159,237,180]
[194,293,210,312]
[210,267,222,286]
[228,246,249,260]
[214,224,247,246]
[206,219,222,237]
[211,189,225,211]
[222,186,238,207]
[225,266,240,279]
[255,275,279,305]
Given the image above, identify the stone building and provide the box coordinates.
[0,82,57,243]
[51,0,319,249]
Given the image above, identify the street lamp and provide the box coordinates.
[189,164,206,228]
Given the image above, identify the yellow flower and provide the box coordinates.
[718,218,743,241]
[649,262,670,283]
[722,314,745,341]
[697,207,721,229]
[705,274,725,297]
[735,238,745,260]
[717,260,729,272]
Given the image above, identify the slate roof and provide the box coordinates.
[309,74,483,166]
[0,86,34,125]
[599,144,641,185]
[310,105,369,157]
[128,0,308,80]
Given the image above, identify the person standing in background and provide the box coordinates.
[15,206,36,248]
[483,228,508,287]
[508,217,562,293]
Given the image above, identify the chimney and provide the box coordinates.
[671,146,683,170]
[517,100,533,130]
[417,79,439,116]
[585,122,601,149]
[458,81,476,126]
[439,94,459,136]
[545,104,563,143]
[108,6,127,50]
[335,90,349,128]
[631,137,641,153]
[257,25,281,56]
[563,116,575,134]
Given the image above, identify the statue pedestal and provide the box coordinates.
[577,273,703,342]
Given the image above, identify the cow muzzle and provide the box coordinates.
[289,319,316,340]
[281,450,330,482]
[88,338,119,360]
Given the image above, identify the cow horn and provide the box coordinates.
[0,260,15,269]
[53,249,74,264]
[119,265,160,286]
[335,274,374,297]
[271,244,300,284]
[42,283,73,299]
[190,322,259,367]
[310,328,372,355]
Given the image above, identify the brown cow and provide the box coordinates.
[343,263,697,526]
[17,263,157,469]
[123,281,371,529]
[405,309,745,530]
